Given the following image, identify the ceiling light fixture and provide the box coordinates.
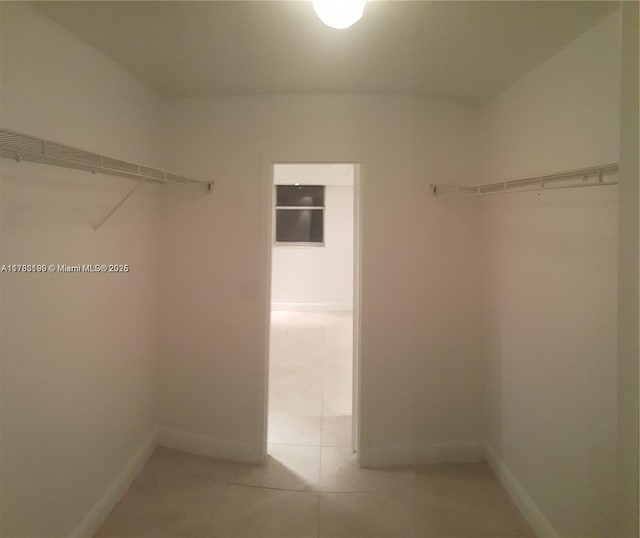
[313,0,366,30]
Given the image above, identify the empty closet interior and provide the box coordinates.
[0,2,637,538]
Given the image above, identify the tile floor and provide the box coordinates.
[94,447,534,538]
[95,312,535,538]
[268,311,353,448]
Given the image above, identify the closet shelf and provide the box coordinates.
[431,163,619,196]
[0,128,214,189]
[0,128,214,230]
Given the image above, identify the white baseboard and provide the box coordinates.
[158,429,262,464]
[360,441,485,468]
[485,445,561,538]
[69,431,158,538]
[271,302,353,312]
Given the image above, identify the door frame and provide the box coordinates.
[257,160,363,461]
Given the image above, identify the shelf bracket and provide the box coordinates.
[94,178,145,231]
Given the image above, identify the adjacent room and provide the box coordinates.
[0,1,638,538]
[269,163,355,453]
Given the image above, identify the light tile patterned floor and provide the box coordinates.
[95,312,534,538]
[268,311,354,448]
[95,447,534,538]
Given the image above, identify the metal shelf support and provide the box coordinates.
[94,179,145,231]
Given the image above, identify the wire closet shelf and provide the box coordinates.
[0,128,214,230]
[431,163,619,196]
[0,128,213,189]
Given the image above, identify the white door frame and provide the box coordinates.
[258,160,363,462]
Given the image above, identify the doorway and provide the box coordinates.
[264,162,360,460]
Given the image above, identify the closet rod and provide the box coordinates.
[0,128,214,191]
[431,163,618,196]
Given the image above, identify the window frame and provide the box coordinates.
[273,185,326,247]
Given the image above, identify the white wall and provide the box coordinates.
[480,11,620,538]
[271,164,354,310]
[158,94,485,466]
[0,4,161,537]
[616,3,639,536]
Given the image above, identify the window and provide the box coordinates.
[274,185,325,245]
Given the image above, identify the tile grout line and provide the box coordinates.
[319,322,327,447]
[269,441,351,448]
[316,319,328,538]
[315,478,321,538]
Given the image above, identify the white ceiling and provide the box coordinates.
[35,1,617,106]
